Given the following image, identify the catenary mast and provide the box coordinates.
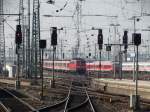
[0,0,5,73]
[31,0,41,80]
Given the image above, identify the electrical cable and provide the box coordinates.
[55,0,70,12]
[3,19,16,31]
[44,0,74,13]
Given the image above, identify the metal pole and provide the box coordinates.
[113,57,116,79]
[88,56,90,78]
[27,0,30,78]
[99,50,101,78]
[108,51,110,61]
[61,40,63,59]
[133,16,136,81]
[114,26,117,79]
[41,49,44,99]
[16,45,20,89]
[119,45,122,79]
[95,43,96,59]
[52,46,55,88]
[107,38,110,61]
[135,45,139,109]
[148,44,150,59]
[4,34,6,75]
[120,52,123,79]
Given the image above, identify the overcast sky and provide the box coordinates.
[2,0,150,57]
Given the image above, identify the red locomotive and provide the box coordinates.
[68,58,86,73]
[43,58,86,74]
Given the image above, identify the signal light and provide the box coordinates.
[51,27,57,46]
[106,45,111,51]
[123,31,128,49]
[123,31,128,44]
[89,53,91,57]
[15,25,22,44]
[132,33,141,46]
[98,29,103,45]
[39,40,46,49]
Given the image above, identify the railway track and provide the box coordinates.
[34,81,96,112]
[66,85,96,112]
[0,88,35,112]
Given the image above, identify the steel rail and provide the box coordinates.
[0,101,10,112]
[85,89,96,112]
[67,98,89,111]
[63,84,72,112]
[1,88,36,111]
[34,82,72,112]
[35,88,71,112]
[66,87,96,112]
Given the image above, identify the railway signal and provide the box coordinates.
[133,33,141,46]
[51,27,57,46]
[97,29,103,78]
[15,25,22,46]
[15,25,22,89]
[98,29,103,49]
[106,45,111,51]
[39,40,46,49]
[89,53,91,57]
[39,40,47,100]
[51,27,57,88]
[123,31,128,62]
[123,31,128,50]
[132,33,141,110]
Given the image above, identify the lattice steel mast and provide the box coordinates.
[31,0,41,79]
[73,0,82,58]
[0,0,5,71]
[19,0,25,76]
[26,0,31,78]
